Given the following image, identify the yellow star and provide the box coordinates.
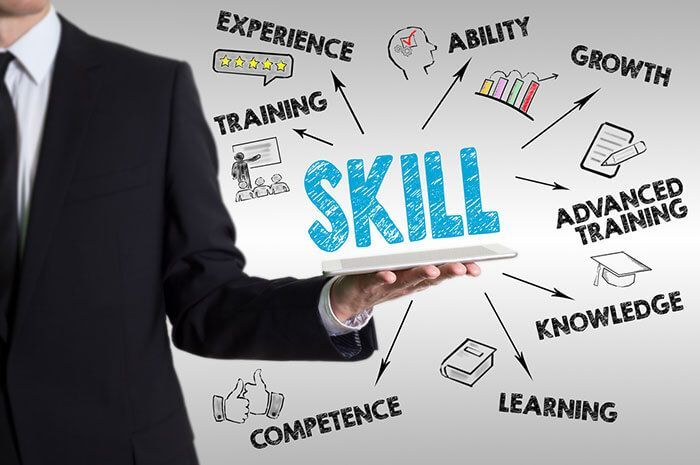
[219,54,232,67]
[262,58,273,70]
[248,57,259,69]
[276,60,287,72]
[234,56,245,68]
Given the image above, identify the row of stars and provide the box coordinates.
[219,54,287,71]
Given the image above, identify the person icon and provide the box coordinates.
[270,174,290,194]
[235,180,254,202]
[231,151,261,188]
[387,26,437,80]
[252,177,272,198]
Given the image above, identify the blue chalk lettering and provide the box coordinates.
[460,147,500,234]
[304,160,349,252]
[425,151,464,239]
[347,156,404,247]
[400,154,426,242]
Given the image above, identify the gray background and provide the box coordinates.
[53,0,700,463]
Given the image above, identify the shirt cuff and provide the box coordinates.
[318,276,374,337]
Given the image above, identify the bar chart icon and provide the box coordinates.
[475,70,545,120]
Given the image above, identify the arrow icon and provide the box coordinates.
[521,88,600,150]
[375,300,413,385]
[502,272,574,300]
[330,70,365,135]
[293,128,334,146]
[515,176,569,191]
[539,73,559,82]
[485,293,532,380]
[421,58,472,130]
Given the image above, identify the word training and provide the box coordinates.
[305,147,500,252]
[500,393,617,423]
[250,396,402,449]
[213,91,327,135]
[571,45,672,87]
[216,11,355,62]
[449,16,530,53]
[556,178,687,245]
[536,291,683,340]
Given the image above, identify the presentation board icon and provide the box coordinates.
[213,49,293,86]
[475,70,554,120]
[591,251,651,287]
[580,122,647,178]
[440,338,496,387]
[232,136,282,170]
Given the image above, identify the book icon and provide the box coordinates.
[440,338,496,387]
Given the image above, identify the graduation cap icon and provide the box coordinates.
[591,252,651,287]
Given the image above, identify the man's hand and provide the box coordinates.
[329,262,481,321]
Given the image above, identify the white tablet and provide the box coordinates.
[322,243,517,276]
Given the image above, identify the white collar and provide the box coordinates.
[3,5,61,84]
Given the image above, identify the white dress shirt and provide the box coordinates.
[3,6,371,337]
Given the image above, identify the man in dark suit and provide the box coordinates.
[0,2,480,464]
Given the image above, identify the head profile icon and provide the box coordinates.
[388,26,437,80]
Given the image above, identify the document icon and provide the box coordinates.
[580,122,642,178]
[440,338,496,387]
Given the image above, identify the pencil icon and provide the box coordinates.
[601,141,647,166]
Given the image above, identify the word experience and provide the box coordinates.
[571,45,672,87]
[536,291,683,340]
[216,11,355,62]
[449,16,530,53]
[556,178,687,245]
[305,147,500,252]
[213,91,327,135]
[499,393,617,423]
[250,396,402,449]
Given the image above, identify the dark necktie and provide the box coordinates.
[0,52,19,340]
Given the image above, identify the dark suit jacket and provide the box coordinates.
[0,17,376,465]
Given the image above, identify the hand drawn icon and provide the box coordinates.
[388,26,437,80]
[213,49,293,86]
[235,181,255,202]
[270,174,290,194]
[232,136,282,173]
[591,251,651,287]
[235,174,290,202]
[440,338,496,387]
[213,369,285,424]
[231,152,261,189]
[475,70,556,120]
[213,378,249,424]
[252,177,272,198]
[580,123,647,178]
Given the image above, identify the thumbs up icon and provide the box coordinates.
[213,369,285,424]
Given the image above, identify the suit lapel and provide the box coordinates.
[10,19,102,343]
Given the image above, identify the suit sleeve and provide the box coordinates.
[162,62,377,361]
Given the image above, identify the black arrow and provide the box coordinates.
[331,71,364,135]
[521,88,600,150]
[515,176,569,191]
[293,128,334,146]
[375,300,413,385]
[539,73,559,82]
[485,293,532,380]
[502,272,574,300]
[421,58,472,130]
